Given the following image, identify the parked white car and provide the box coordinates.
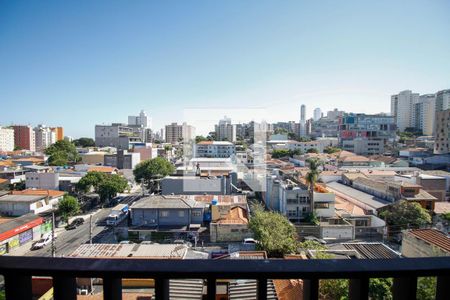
[31,233,57,250]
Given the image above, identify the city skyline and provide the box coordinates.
[1,0,450,137]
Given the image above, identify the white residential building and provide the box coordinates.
[34,125,56,152]
[390,90,420,132]
[415,94,436,136]
[0,127,14,152]
[195,141,236,158]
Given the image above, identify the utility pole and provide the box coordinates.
[89,214,93,244]
[51,211,56,257]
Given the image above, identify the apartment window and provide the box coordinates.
[287,199,297,204]
[287,210,297,217]
[192,210,202,217]
[315,202,329,209]
[160,210,169,217]
[178,211,185,217]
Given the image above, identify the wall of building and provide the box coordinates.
[210,223,252,242]
[402,231,450,257]
[26,173,59,190]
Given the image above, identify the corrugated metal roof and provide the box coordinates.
[131,195,204,209]
[342,243,400,259]
[69,244,188,259]
[229,279,277,300]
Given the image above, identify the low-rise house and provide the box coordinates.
[417,174,447,202]
[0,194,54,216]
[80,151,106,165]
[210,206,252,242]
[11,189,64,207]
[401,229,450,257]
[130,195,205,229]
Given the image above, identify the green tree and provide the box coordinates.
[97,174,128,202]
[306,148,319,154]
[45,140,80,166]
[73,137,95,147]
[305,158,322,214]
[274,128,289,135]
[369,278,393,300]
[76,171,106,193]
[58,195,81,222]
[379,200,431,231]
[320,279,348,300]
[324,146,341,154]
[13,145,22,151]
[271,149,290,158]
[249,206,298,257]
[195,135,208,143]
[133,157,175,192]
[417,277,436,300]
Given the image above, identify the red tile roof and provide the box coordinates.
[409,229,450,253]
[11,189,65,198]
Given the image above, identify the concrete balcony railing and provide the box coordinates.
[0,256,450,299]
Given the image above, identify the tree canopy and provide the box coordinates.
[249,206,298,257]
[379,200,431,231]
[306,148,319,154]
[76,171,128,202]
[73,137,95,147]
[45,140,80,166]
[133,157,175,192]
[58,194,81,222]
[323,146,341,154]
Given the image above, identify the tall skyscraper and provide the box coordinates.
[390,90,420,132]
[313,108,322,121]
[299,105,306,137]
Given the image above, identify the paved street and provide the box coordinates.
[24,193,141,257]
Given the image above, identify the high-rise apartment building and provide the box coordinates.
[165,122,195,144]
[434,109,449,155]
[338,113,396,155]
[215,117,236,142]
[390,90,420,132]
[0,127,14,152]
[415,94,436,136]
[299,105,306,137]
[313,108,322,121]
[51,127,64,141]
[34,125,56,152]
[12,125,35,151]
[128,110,151,129]
[435,89,450,113]
[326,108,344,120]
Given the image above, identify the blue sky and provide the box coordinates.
[1,0,449,137]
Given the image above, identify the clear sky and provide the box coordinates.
[1,0,449,137]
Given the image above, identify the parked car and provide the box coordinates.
[173,239,192,247]
[243,238,258,245]
[303,236,327,245]
[31,233,57,250]
[65,217,84,230]
[119,240,134,244]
